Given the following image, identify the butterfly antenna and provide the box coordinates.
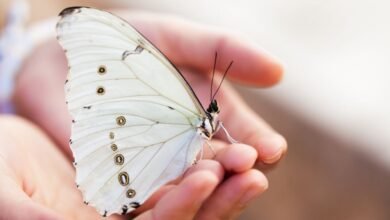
[210,52,218,102]
[212,60,233,100]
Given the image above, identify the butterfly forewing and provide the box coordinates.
[57,7,206,216]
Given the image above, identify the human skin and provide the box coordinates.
[4,10,287,220]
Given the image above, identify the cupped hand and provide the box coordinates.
[0,116,266,220]
[12,9,287,219]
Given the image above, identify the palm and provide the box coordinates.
[0,117,116,220]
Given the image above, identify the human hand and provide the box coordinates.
[0,116,264,220]
[12,10,287,219]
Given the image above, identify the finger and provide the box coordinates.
[132,160,224,217]
[119,11,283,87]
[215,82,288,165]
[195,169,268,220]
[178,68,287,166]
[129,185,175,217]
[169,159,225,185]
[137,170,221,220]
[212,142,258,173]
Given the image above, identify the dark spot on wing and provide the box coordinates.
[69,139,73,144]
[97,65,106,75]
[111,143,118,151]
[168,106,174,110]
[59,6,88,16]
[118,172,130,186]
[114,154,125,165]
[135,45,144,53]
[122,45,144,60]
[126,189,136,198]
[83,105,92,109]
[97,86,105,95]
[129,202,140,208]
[116,116,126,126]
[102,210,107,217]
[121,205,128,215]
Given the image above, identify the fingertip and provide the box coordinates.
[248,43,285,87]
[222,36,285,87]
[215,144,258,173]
[262,55,284,86]
[256,134,288,165]
[239,170,269,204]
[251,169,269,191]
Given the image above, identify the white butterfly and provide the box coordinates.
[56,7,231,217]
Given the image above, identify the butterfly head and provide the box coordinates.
[207,99,220,114]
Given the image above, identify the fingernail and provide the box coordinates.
[259,135,286,164]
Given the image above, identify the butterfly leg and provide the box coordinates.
[205,141,217,159]
[219,122,239,144]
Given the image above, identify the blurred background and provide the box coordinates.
[2,0,389,219]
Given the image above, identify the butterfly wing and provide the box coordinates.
[56,7,206,216]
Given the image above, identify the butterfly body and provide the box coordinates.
[198,100,220,140]
[56,7,221,216]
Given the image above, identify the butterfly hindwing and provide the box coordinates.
[57,7,206,216]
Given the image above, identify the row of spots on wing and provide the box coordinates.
[72,45,145,215]
[96,64,106,97]
[106,115,139,216]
